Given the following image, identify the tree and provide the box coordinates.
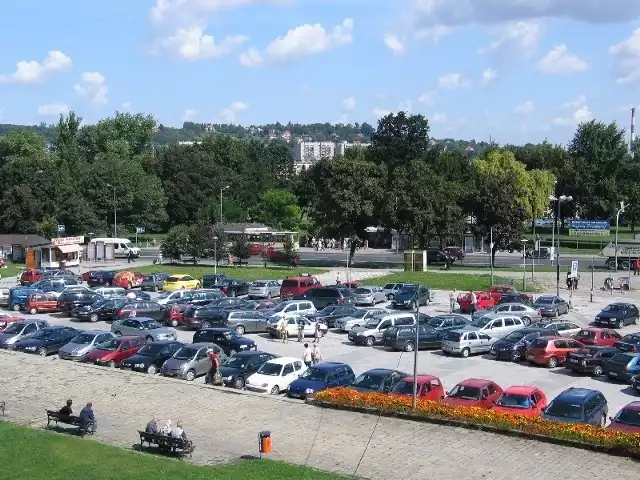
[251,188,301,231]
[230,235,250,263]
[160,226,189,261]
[281,235,299,267]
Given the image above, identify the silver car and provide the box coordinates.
[248,280,280,299]
[349,313,417,346]
[336,308,390,332]
[0,319,50,348]
[58,330,115,361]
[472,303,541,326]
[111,317,177,342]
[0,287,9,307]
[154,290,193,306]
[466,314,526,339]
[92,287,126,298]
[353,287,386,306]
[161,342,227,381]
[381,283,409,300]
[441,329,496,357]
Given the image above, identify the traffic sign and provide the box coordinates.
[136,227,145,234]
[57,224,65,233]
[570,260,579,278]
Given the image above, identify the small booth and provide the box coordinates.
[32,236,85,269]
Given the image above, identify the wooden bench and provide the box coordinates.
[138,431,195,457]
[46,410,95,435]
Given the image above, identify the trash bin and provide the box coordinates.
[258,431,271,454]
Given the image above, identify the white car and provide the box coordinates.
[336,308,390,332]
[245,356,307,395]
[541,321,582,337]
[267,315,317,337]
[265,300,316,322]
[154,290,192,306]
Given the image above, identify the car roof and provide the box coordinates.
[363,368,401,376]
[42,325,74,330]
[518,327,550,333]
[199,327,233,333]
[84,329,110,334]
[266,356,300,365]
[399,374,439,383]
[608,302,633,307]
[556,387,601,401]
[497,302,530,307]
[233,350,274,357]
[118,335,145,341]
[189,342,217,348]
[503,385,539,395]
[535,295,558,299]
[458,378,494,388]
[622,401,640,411]
[310,361,350,371]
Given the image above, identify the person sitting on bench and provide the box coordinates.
[59,399,73,416]
[79,402,96,430]
[170,421,188,441]
[145,417,158,434]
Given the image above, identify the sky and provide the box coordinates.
[0,0,640,145]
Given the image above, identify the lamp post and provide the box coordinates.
[213,236,218,275]
[521,239,528,290]
[550,180,557,264]
[550,194,573,296]
[106,184,117,237]
[615,201,629,272]
[412,291,420,410]
[220,185,230,225]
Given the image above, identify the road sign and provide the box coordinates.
[136,227,145,234]
[570,260,579,278]
[57,224,65,233]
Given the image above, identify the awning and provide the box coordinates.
[56,244,80,254]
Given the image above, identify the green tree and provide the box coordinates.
[281,235,299,267]
[161,226,190,261]
[230,235,250,262]
[251,188,301,231]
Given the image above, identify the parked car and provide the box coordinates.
[30,278,81,296]
[86,270,116,287]
[266,315,317,338]
[218,351,278,389]
[614,333,640,352]
[161,342,227,381]
[391,285,433,309]
[57,291,103,316]
[288,362,356,399]
[163,275,201,291]
[295,287,357,309]
[542,387,608,426]
[201,274,227,289]
[335,308,390,332]
[91,287,126,298]
[245,356,307,395]
[307,305,362,328]
[608,402,640,433]
[382,325,443,352]
[457,291,495,313]
[279,275,321,300]
[488,285,533,303]
[215,278,250,297]
[140,273,171,292]
[466,314,526,339]
[115,301,165,321]
[572,328,622,347]
[594,303,640,328]
[532,295,569,317]
[248,280,280,299]
[74,298,128,323]
[491,386,548,416]
[496,292,534,306]
[8,287,42,311]
[0,319,49,348]
[442,379,503,409]
[443,246,465,260]
[348,368,408,393]
[540,321,581,337]
[349,313,417,346]
[86,335,146,367]
[58,330,115,361]
[381,283,410,300]
[154,289,195,306]
[0,314,23,332]
[603,352,640,382]
[264,300,317,322]
[218,310,269,334]
[472,303,541,326]
[180,301,256,329]
[489,327,557,362]
[441,329,496,357]
[0,287,9,307]
[525,336,583,367]
[192,327,257,355]
[12,326,81,356]
[20,269,43,286]
[111,317,177,342]
[112,270,146,290]
[120,340,184,374]
[565,346,619,377]
[25,292,59,314]
[353,286,386,306]
[389,375,445,401]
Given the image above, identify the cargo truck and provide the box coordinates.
[600,242,640,270]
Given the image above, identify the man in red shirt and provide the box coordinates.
[205,350,220,385]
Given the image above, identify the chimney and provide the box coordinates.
[632,107,636,151]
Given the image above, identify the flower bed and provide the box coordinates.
[313,388,640,456]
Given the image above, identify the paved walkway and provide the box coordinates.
[0,351,637,479]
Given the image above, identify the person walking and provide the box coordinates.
[336,272,341,285]
[469,290,478,313]
[303,343,313,368]
[205,349,220,385]
[449,290,456,313]
[635,258,640,276]
[311,343,322,365]
[297,319,305,342]
[279,319,288,343]
[313,321,322,343]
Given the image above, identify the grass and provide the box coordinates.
[130,265,327,282]
[360,272,539,292]
[451,264,561,273]
[0,421,345,480]
[1,263,26,278]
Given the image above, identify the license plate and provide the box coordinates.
[526,355,534,360]
[569,358,578,363]
[289,392,301,398]
[610,372,617,377]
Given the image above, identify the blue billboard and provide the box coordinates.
[568,220,610,236]
[534,218,554,228]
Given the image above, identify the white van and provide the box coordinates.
[89,238,140,258]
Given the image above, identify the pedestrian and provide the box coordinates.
[313,321,322,343]
[635,258,640,276]
[278,319,288,343]
[469,290,477,312]
[205,349,221,385]
[311,343,322,365]
[157,251,163,265]
[79,402,96,432]
[336,272,341,285]
[297,319,305,342]
[303,343,312,368]
[449,289,456,313]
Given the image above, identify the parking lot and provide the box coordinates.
[6,281,640,420]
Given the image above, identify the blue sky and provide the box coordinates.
[1,0,640,144]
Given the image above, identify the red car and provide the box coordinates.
[608,402,640,433]
[488,285,532,303]
[457,291,495,313]
[442,378,503,409]
[0,315,24,332]
[491,385,548,416]
[113,270,146,289]
[525,336,583,368]
[86,336,145,367]
[25,292,59,315]
[20,269,43,286]
[573,328,622,347]
[280,275,322,299]
[389,375,445,401]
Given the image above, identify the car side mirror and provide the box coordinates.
[445,391,450,396]
[609,416,614,422]
[541,407,547,414]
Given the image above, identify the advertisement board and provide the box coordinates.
[568,220,610,236]
[534,218,554,228]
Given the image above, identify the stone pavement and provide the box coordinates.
[1,351,638,480]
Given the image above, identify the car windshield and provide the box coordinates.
[257,362,283,376]
[173,347,197,360]
[156,292,173,299]
[545,401,583,419]
[383,284,396,290]
[535,297,554,305]
[503,331,527,342]
[448,384,482,400]
[71,333,97,344]
[495,393,531,409]
[354,288,372,294]
[299,368,329,381]
[252,282,267,287]
[141,320,162,330]
[222,356,252,369]
[621,335,640,343]
[602,304,623,312]
[390,381,415,395]
[397,287,416,296]
[90,298,109,308]
[426,317,445,327]
[98,338,121,350]
[270,303,289,313]
[363,319,381,328]
[353,373,384,390]
[167,276,182,282]
[470,317,491,328]
[577,347,598,356]
[137,343,169,356]
[575,330,595,339]
[30,329,58,339]
[615,408,640,426]
[3,323,25,334]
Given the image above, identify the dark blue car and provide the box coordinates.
[192,327,257,355]
[287,361,355,399]
[87,270,116,287]
[8,287,41,311]
[542,387,608,426]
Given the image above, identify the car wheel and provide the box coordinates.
[600,415,607,427]
[511,350,522,362]
[107,360,117,368]
[365,336,375,347]
[234,377,245,389]
[404,342,415,352]
[147,364,158,375]
[114,330,122,336]
[28,307,37,315]
[201,321,211,328]
[554,309,559,318]
[547,356,558,368]
[145,336,153,343]
[270,385,280,395]
[37,347,47,356]
[521,316,531,326]
[461,348,470,358]
[12,304,20,311]
[593,365,604,376]
[185,369,196,381]
[617,320,623,329]
[154,285,159,292]
[235,325,245,335]
[196,283,201,289]
[90,313,99,323]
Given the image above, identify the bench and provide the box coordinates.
[46,410,96,435]
[138,431,195,457]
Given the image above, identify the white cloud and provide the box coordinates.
[418,91,436,104]
[553,96,592,126]
[414,25,453,42]
[480,22,541,59]
[610,28,640,85]
[156,26,248,60]
[0,51,71,84]
[537,45,587,75]
[431,113,447,123]
[239,18,353,67]
[74,72,108,105]
[182,108,198,122]
[373,108,391,119]
[37,104,69,116]
[342,97,355,110]
[514,100,534,115]
[482,68,497,84]
[438,72,471,88]
[220,101,248,122]
[150,0,265,26]
[121,102,132,112]
[384,34,405,55]
[373,92,387,100]
[562,95,587,110]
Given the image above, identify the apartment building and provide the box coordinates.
[293,140,370,171]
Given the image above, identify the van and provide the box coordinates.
[280,275,321,299]
[89,238,140,258]
[348,313,417,346]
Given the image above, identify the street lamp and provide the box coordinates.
[521,239,528,290]
[411,289,420,409]
[549,180,557,263]
[106,184,117,237]
[615,201,629,272]
[213,236,219,274]
[220,185,230,225]
[550,194,573,295]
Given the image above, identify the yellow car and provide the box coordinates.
[163,274,201,291]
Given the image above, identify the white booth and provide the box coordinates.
[32,236,84,269]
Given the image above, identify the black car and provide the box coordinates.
[216,279,250,297]
[594,303,640,328]
[193,327,257,355]
[181,299,255,329]
[497,292,533,306]
[87,270,116,287]
[307,305,362,328]
[140,273,170,292]
[391,285,431,309]
[219,351,278,389]
[426,249,454,266]
[295,287,357,310]
[58,291,103,316]
[614,333,640,353]
[202,274,228,289]
[422,314,470,336]
[74,298,128,323]
[115,301,165,321]
[603,352,640,382]
[12,326,81,356]
[121,340,184,374]
[348,368,408,393]
[167,290,224,308]
[382,325,442,352]
[489,327,554,361]
[565,346,619,377]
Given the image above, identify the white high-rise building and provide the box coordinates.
[293,140,370,171]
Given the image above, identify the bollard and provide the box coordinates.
[258,431,271,458]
